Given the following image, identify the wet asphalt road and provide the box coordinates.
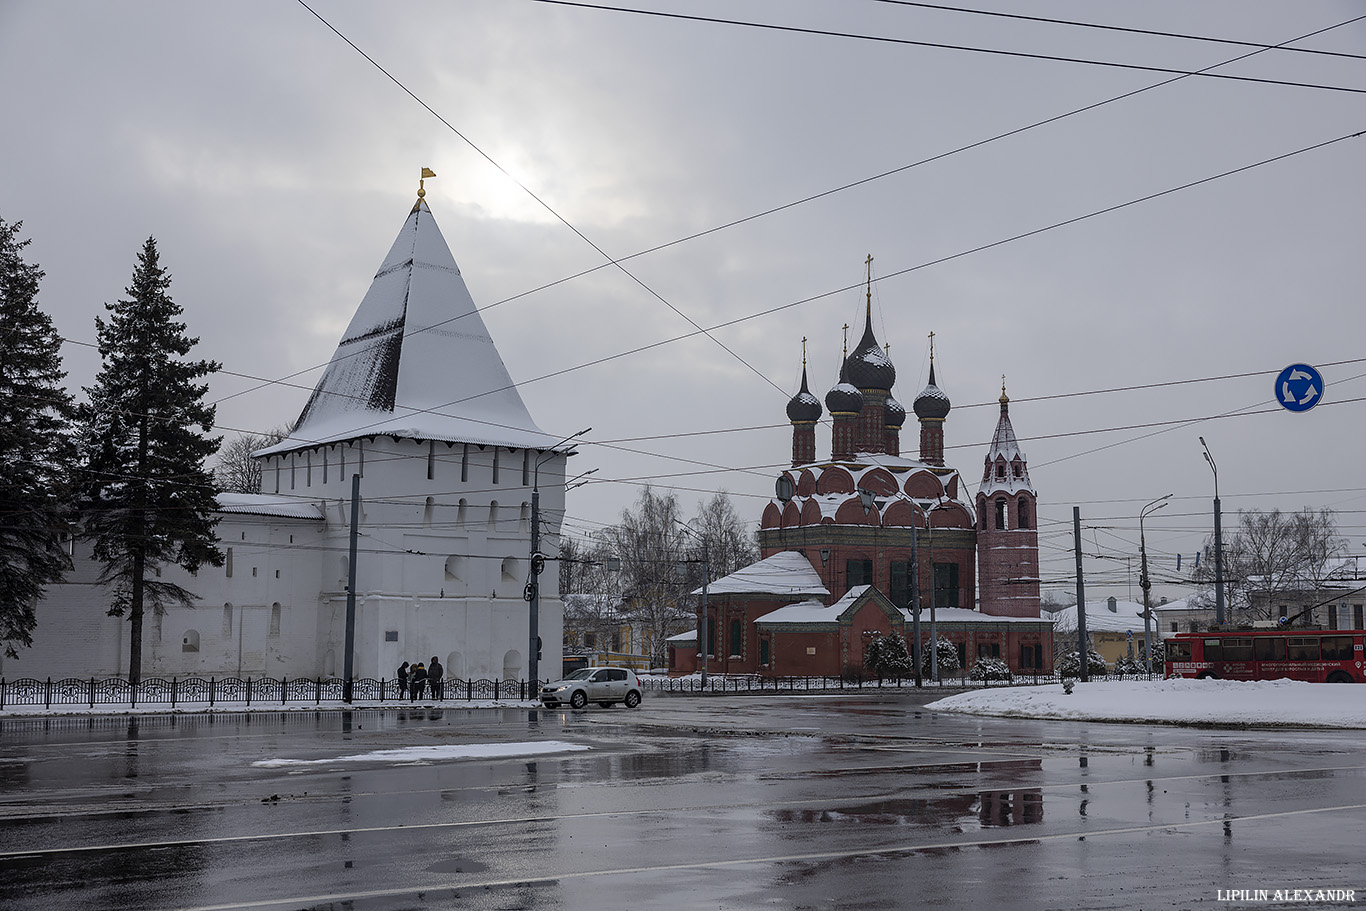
[1,692,1364,911]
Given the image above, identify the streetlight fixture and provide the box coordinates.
[675,520,711,688]
[1139,493,1172,679]
[1199,436,1225,627]
[528,427,591,689]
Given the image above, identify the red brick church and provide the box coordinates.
[668,282,1053,679]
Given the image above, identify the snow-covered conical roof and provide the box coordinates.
[786,364,823,423]
[978,387,1034,495]
[259,199,556,456]
[912,360,951,421]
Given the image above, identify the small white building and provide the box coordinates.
[8,193,573,683]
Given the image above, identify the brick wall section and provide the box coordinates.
[918,418,944,466]
[856,392,888,454]
[791,422,816,466]
[830,414,859,461]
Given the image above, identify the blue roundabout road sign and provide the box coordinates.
[1275,363,1325,413]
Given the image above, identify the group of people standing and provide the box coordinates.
[396,657,444,701]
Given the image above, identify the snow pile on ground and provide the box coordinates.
[927,678,1366,728]
[252,741,590,768]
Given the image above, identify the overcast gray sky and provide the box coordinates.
[2,0,1364,603]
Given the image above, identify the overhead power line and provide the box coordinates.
[868,0,1366,62]
[527,1,1366,96]
[202,3,1363,441]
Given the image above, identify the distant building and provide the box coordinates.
[668,282,1052,678]
[1246,556,1366,629]
[9,191,573,683]
[1051,597,1159,667]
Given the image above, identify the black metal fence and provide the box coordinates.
[636,671,1064,695]
[1,670,1151,712]
[0,676,538,710]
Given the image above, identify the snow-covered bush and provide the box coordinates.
[864,633,913,678]
[1113,656,1147,675]
[1057,650,1108,678]
[969,657,1013,682]
[920,636,962,679]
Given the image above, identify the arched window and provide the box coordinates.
[457,498,468,527]
[1017,497,1030,529]
[501,557,519,583]
[182,630,200,653]
[423,496,435,528]
[502,649,522,681]
[269,603,282,637]
[222,604,233,637]
[995,462,1005,480]
[488,500,499,529]
[729,619,743,658]
[445,555,464,581]
[995,499,1007,530]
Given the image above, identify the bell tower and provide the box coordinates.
[975,380,1040,617]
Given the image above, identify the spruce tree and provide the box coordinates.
[0,216,75,658]
[78,237,223,684]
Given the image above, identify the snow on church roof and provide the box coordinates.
[692,551,830,598]
[258,199,559,457]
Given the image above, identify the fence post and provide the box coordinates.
[281,677,288,705]
[316,678,322,704]
[379,677,385,703]
[171,677,178,707]
[246,678,253,706]
[45,676,52,709]
[130,678,136,708]
[494,679,500,701]
[1,677,6,710]
[209,677,215,706]
[89,678,95,708]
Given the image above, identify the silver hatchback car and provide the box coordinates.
[540,667,643,709]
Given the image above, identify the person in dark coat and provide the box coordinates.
[427,656,444,700]
[396,662,409,700]
[409,662,427,701]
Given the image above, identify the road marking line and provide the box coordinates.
[167,801,1366,911]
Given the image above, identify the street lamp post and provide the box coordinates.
[1199,437,1225,627]
[924,499,951,683]
[528,427,591,690]
[675,521,711,688]
[1139,493,1172,679]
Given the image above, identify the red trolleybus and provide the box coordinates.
[1165,629,1364,683]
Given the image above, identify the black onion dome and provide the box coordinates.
[825,362,865,414]
[786,366,823,423]
[912,362,952,420]
[884,395,906,428]
[845,315,897,391]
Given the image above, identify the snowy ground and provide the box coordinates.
[252,741,590,768]
[927,678,1366,729]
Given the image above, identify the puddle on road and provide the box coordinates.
[767,788,1045,830]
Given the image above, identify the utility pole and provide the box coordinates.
[528,428,591,689]
[1074,507,1089,683]
[910,518,922,687]
[1140,494,1172,680]
[675,520,711,687]
[343,473,359,703]
[1200,437,1225,627]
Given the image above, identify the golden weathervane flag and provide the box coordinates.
[421,167,436,179]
